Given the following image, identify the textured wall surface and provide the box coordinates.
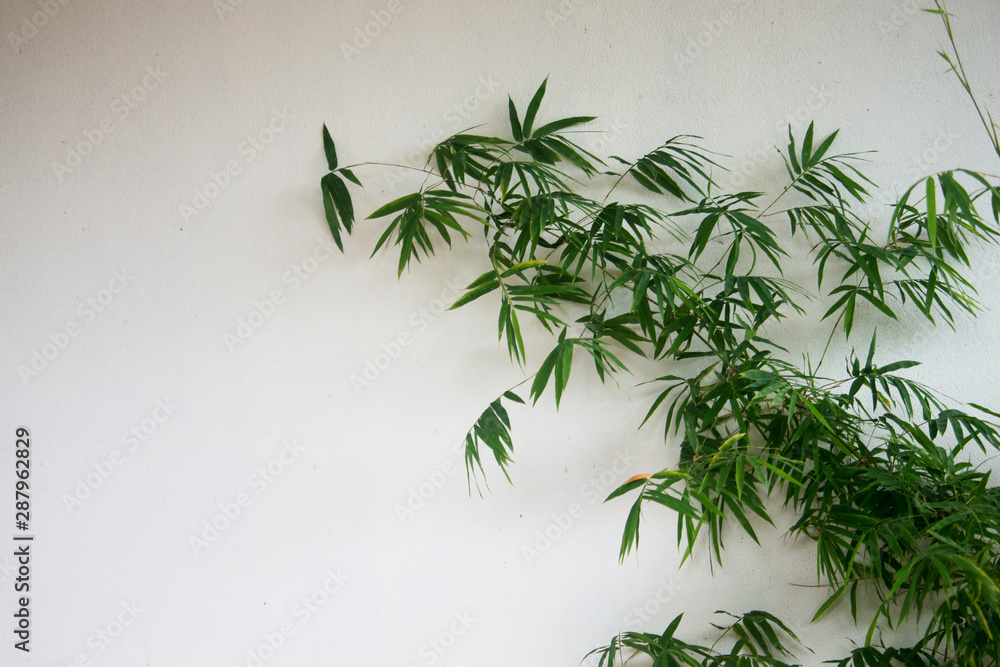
[2,0,1000,665]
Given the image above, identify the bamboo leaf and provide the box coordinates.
[368,193,421,219]
[322,124,338,170]
[508,96,523,142]
[522,76,548,138]
[532,115,596,137]
[926,176,938,249]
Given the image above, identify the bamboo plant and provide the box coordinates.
[319,4,1000,664]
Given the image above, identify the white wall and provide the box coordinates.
[2,0,999,665]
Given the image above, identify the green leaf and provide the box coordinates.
[554,337,574,407]
[450,280,500,310]
[619,493,643,561]
[502,391,525,404]
[864,330,877,370]
[368,193,421,219]
[501,260,549,278]
[530,330,568,405]
[801,121,815,167]
[320,175,343,251]
[508,96,523,142]
[606,476,649,502]
[532,115,595,138]
[787,125,801,174]
[926,176,938,249]
[522,77,548,138]
[322,124,338,171]
[530,343,560,405]
[463,391,523,492]
[340,168,363,187]
[970,402,1000,420]
[809,128,840,168]
[879,360,920,374]
[369,215,400,258]
[327,173,354,234]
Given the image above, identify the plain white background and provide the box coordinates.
[2,0,1000,665]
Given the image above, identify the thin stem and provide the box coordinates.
[816,309,846,373]
[338,160,437,176]
[934,1,1000,161]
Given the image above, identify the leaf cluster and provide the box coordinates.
[320,26,1000,665]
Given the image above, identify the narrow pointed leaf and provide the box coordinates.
[508,97,523,142]
[322,124,338,171]
[522,77,548,138]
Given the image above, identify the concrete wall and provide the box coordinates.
[2,0,999,664]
